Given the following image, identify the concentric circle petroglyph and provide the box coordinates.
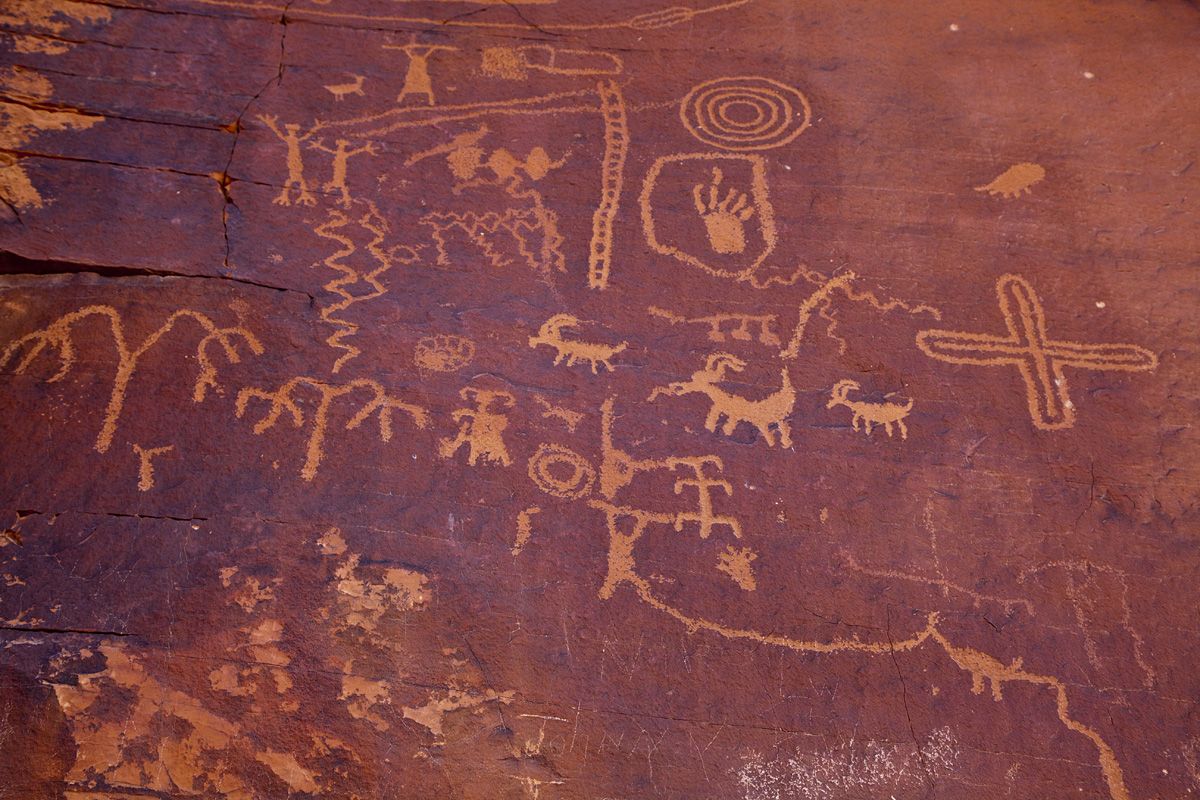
[680,76,812,151]
[527,443,596,499]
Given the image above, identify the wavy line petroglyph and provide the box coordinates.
[779,269,942,360]
[916,274,1157,430]
[235,377,428,480]
[1,305,262,453]
[314,201,417,373]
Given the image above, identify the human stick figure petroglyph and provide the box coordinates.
[324,73,365,102]
[826,379,913,439]
[648,306,781,346]
[309,81,627,289]
[1,305,262,453]
[384,40,456,106]
[235,377,428,480]
[529,314,627,374]
[975,162,1045,199]
[916,274,1157,430]
[132,443,175,491]
[649,353,794,447]
[438,387,515,467]
[258,115,319,206]
[307,138,377,208]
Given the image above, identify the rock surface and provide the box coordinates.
[1,2,1198,799]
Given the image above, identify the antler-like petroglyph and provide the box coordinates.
[1,305,262,452]
[236,376,428,481]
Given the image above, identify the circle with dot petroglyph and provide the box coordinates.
[528,444,596,499]
[680,76,812,151]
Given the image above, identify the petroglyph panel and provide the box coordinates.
[1,2,1198,800]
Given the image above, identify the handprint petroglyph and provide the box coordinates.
[693,167,754,255]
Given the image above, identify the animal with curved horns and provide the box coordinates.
[826,379,913,439]
[528,313,627,374]
[650,353,795,447]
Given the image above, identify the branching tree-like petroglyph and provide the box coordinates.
[236,377,428,480]
[1,306,262,453]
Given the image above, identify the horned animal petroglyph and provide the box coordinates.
[650,353,794,447]
[826,379,913,439]
[528,314,626,374]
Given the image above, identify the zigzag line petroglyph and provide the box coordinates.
[236,377,428,480]
[314,201,416,373]
[1,306,262,453]
[421,208,564,275]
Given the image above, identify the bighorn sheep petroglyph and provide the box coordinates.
[650,353,794,447]
[826,379,913,439]
[528,313,627,374]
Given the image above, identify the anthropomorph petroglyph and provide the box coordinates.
[826,379,914,439]
[529,314,627,374]
[649,353,794,447]
[258,115,319,206]
[916,274,1157,430]
[384,40,457,106]
[438,387,515,467]
[1,305,262,453]
[308,138,377,208]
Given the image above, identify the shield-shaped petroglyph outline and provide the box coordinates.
[639,152,777,281]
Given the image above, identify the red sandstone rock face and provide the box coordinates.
[0,2,1197,799]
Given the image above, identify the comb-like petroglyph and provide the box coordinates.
[0,3,1194,800]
